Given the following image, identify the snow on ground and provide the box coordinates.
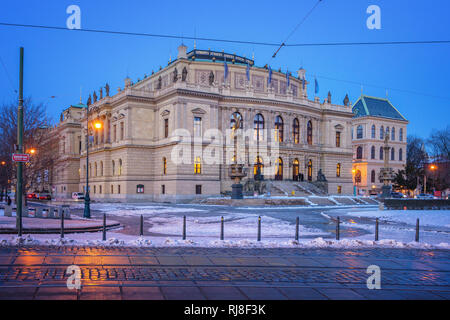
[346,209,450,228]
[147,215,327,238]
[0,233,448,249]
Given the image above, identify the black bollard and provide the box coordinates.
[336,217,340,240]
[295,217,299,241]
[140,215,144,236]
[220,216,224,240]
[182,215,186,240]
[415,218,419,242]
[102,214,106,241]
[257,216,261,242]
[60,209,65,239]
[375,218,379,241]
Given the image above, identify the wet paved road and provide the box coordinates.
[0,246,449,300]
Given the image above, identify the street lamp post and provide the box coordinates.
[83,105,102,219]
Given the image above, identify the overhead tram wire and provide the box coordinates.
[1,22,449,48]
[271,0,323,58]
[0,53,17,93]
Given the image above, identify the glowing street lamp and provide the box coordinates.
[84,117,103,219]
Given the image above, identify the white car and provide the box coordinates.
[72,192,85,200]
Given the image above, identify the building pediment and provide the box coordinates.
[191,107,206,115]
[334,124,344,130]
[160,109,170,117]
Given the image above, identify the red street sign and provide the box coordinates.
[12,153,30,162]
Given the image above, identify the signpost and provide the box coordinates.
[12,154,30,163]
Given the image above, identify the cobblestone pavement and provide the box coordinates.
[0,246,449,300]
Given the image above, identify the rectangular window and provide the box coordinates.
[161,185,165,194]
[164,119,169,138]
[113,125,117,142]
[195,185,202,195]
[335,131,341,148]
[120,122,124,140]
[99,185,102,194]
[337,186,342,194]
[118,185,121,194]
[111,185,114,194]
[137,184,144,193]
[194,117,202,137]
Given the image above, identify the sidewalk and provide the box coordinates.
[0,246,448,300]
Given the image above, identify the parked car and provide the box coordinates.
[415,193,435,199]
[390,192,406,198]
[72,192,85,200]
[38,192,51,200]
[26,193,37,199]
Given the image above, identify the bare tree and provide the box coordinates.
[0,98,59,201]
[427,125,450,161]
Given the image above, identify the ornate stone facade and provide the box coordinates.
[52,45,355,202]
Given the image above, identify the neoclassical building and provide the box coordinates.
[351,95,408,195]
[52,45,355,202]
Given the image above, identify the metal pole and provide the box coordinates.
[220,216,224,240]
[375,218,379,241]
[16,47,24,236]
[140,215,144,236]
[102,213,106,241]
[257,216,261,241]
[415,218,419,242]
[182,215,186,240]
[60,209,65,239]
[336,216,340,240]
[295,216,299,241]
[83,104,91,218]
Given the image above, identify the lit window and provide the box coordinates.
[307,121,312,145]
[293,118,300,144]
[254,114,264,141]
[163,157,167,175]
[275,116,283,142]
[335,131,341,147]
[194,117,202,137]
[194,157,202,174]
[137,184,144,193]
[336,163,341,177]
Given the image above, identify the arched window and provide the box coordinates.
[386,127,390,139]
[293,118,300,144]
[355,170,362,183]
[371,125,376,138]
[391,147,395,161]
[391,127,395,141]
[112,160,115,176]
[275,157,283,180]
[371,146,376,159]
[89,163,92,177]
[163,157,167,175]
[293,159,299,181]
[399,128,403,141]
[95,162,98,177]
[275,116,284,142]
[399,148,403,161]
[230,112,243,130]
[254,156,264,179]
[380,126,384,139]
[336,163,341,177]
[100,161,103,176]
[356,146,363,159]
[118,159,123,176]
[371,170,376,183]
[254,114,264,141]
[307,159,313,181]
[307,120,313,145]
[194,156,201,174]
[379,147,384,160]
[356,125,363,139]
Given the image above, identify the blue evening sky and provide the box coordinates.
[0,0,448,138]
